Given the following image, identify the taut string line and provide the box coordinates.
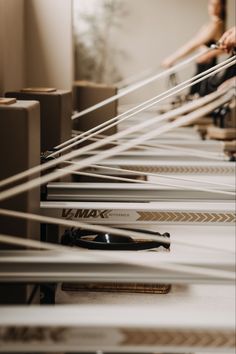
[52,55,235,156]
[71,48,211,121]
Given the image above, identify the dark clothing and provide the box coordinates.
[190,40,217,96]
[200,56,236,95]
[190,39,235,96]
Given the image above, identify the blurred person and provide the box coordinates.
[162,0,227,96]
[196,26,236,93]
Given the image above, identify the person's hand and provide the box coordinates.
[161,57,175,69]
[218,27,236,52]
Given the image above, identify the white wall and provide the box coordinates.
[25,0,73,90]
[0,0,73,94]
[116,0,207,103]
[0,0,25,95]
[228,0,236,27]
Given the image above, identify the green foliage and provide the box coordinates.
[74,0,128,84]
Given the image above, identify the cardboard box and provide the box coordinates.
[6,88,72,152]
[0,98,41,303]
[73,80,117,136]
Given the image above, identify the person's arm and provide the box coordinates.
[197,26,236,63]
[196,48,223,64]
[162,21,223,68]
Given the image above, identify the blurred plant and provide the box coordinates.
[74,0,128,84]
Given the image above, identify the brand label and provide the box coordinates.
[61,209,111,219]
